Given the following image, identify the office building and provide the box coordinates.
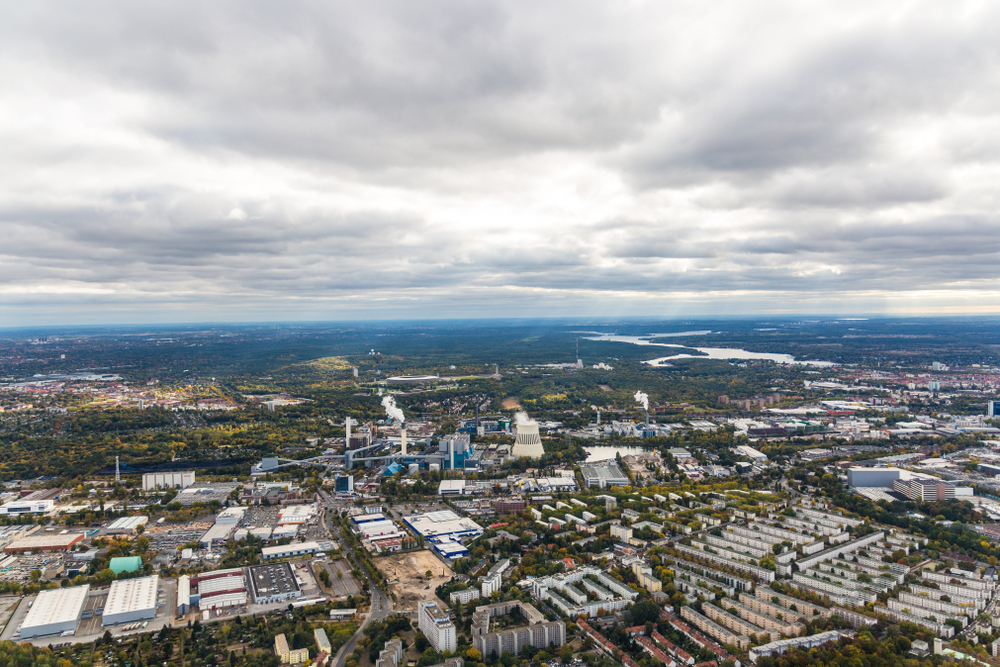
[419,600,457,652]
[893,478,956,501]
[335,474,354,494]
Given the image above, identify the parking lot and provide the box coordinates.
[0,579,178,647]
[319,558,360,598]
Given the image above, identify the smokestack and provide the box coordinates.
[401,425,407,456]
[646,409,649,426]
[449,438,455,470]
[597,410,601,426]
[345,417,352,448]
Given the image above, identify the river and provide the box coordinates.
[582,333,836,367]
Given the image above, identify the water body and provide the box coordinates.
[583,333,836,367]
[584,445,647,462]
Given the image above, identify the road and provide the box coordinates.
[321,489,394,667]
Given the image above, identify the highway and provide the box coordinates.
[320,489,395,667]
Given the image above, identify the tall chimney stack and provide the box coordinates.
[401,425,407,456]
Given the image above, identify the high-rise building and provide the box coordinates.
[419,600,457,652]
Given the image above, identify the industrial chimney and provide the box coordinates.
[401,425,407,456]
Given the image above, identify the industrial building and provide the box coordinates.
[432,539,469,560]
[438,480,466,496]
[4,532,84,553]
[215,507,247,525]
[846,467,902,488]
[261,541,322,560]
[418,600,457,652]
[510,421,545,459]
[249,562,302,604]
[732,445,768,463]
[19,585,90,639]
[0,499,55,515]
[142,471,195,491]
[439,433,473,469]
[579,461,629,489]
[109,556,142,575]
[199,523,236,548]
[105,515,150,535]
[403,510,484,543]
[103,575,159,626]
[277,504,318,525]
[190,568,248,609]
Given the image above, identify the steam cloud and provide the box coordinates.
[514,410,537,426]
[634,391,649,411]
[382,395,405,423]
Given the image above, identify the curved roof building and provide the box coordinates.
[511,422,544,459]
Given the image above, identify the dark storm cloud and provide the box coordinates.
[2,1,1000,323]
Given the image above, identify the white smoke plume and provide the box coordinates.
[634,391,649,411]
[514,410,536,426]
[382,395,405,423]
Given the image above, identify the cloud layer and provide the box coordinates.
[2,1,1000,324]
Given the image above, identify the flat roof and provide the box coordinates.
[5,533,84,550]
[261,541,321,556]
[22,585,90,631]
[249,562,300,598]
[404,510,483,539]
[105,575,159,617]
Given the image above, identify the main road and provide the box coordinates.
[321,489,395,667]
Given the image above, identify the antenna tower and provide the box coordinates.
[115,456,120,483]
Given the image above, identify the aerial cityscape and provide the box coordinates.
[4,2,1000,667]
[1,319,1000,667]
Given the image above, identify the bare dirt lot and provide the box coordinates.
[375,550,454,611]
[501,398,521,409]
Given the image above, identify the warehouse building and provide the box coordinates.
[105,516,150,535]
[579,461,629,489]
[142,471,195,491]
[103,575,159,626]
[190,568,248,609]
[846,467,901,488]
[20,585,90,639]
[4,532,85,553]
[0,499,55,516]
[403,510,484,542]
[277,504,318,525]
[109,556,142,575]
[248,562,302,604]
[261,541,322,560]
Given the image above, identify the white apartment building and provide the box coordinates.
[419,600,457,652]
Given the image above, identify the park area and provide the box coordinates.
[375,549,454,611]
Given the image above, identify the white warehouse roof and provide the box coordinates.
[104,575,159,626]
[21,585,90,639]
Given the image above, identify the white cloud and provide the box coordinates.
[1,1,1000,324]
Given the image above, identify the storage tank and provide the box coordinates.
[408,463,419,475]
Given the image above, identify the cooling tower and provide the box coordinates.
[511,422,544,459]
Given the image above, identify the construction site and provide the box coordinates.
[374,550,454,611]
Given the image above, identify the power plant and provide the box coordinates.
[511,420,545,459]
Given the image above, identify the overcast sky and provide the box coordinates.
[2,1,1000,325]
